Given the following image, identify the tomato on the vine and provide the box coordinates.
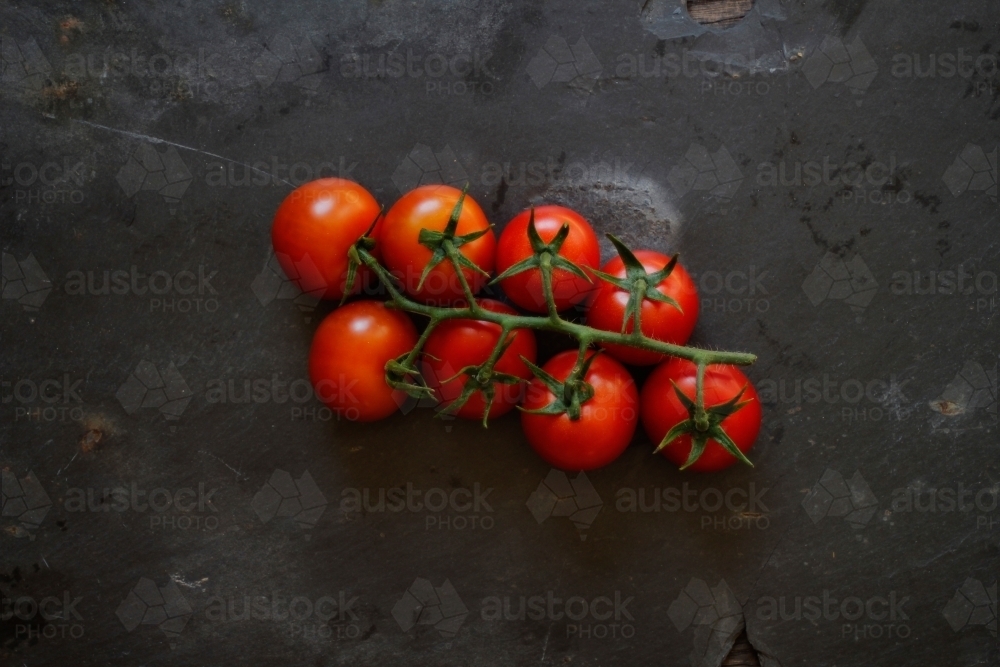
[496,206,600,313]
[422,300,537,420]
[271,178,382,301]
[641,358,761,472]
[586,250,699,366]
[520,351,638,471]
[380,184,495,305]
[309,300,417,422]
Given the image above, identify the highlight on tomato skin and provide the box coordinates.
[271,178,383,301]
[308,300,418,422]
[379,184,496,305]
[520,351,639,472]
[585,250,700,366]
[641,358,762,473]
[421,299,537,420]
[495,205,601,313]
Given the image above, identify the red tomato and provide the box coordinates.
[521,351,638,471]
[641,358,761,472]
[422,300,537,420]
[309,300,417,422]
[586,251,699,365]
[380,185,495,305]
[271,178,382,301]
[496,206,600,313]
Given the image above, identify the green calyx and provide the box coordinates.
[435,335,524,428]
[340,212,383,305]
[489,208,593,288]
[337,190,757,469]
[518,351,598,421]
[415,183,491,293]
[652,380,754,470]
[591,234,681,335]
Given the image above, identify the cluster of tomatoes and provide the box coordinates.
[271,178,761,473]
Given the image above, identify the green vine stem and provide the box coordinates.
[345,195,757,464]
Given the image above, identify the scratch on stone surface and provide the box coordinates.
[199,449,248,481]
[171,574,209,589]
[540,623,552,663]
[56,451,79,477]
[70,119,293,187]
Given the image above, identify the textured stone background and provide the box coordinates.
[1,1,997,666]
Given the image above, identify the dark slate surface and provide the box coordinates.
[1,1,997,666]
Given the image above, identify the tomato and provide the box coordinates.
[586,251,699,366]
[520,351,638,471]
[496,206,600,313]
[309,300,418,422]
[271,178,382,301]
[641,358,761,472]
[380,184,495,305]
[422,300,537,420]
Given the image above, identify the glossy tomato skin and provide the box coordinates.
[586,251,699,366]
[309,300,417,422]
[380,185,495,305]
[641,358,762,473]
[496,206,600,313]
[422,300,537,420]
[271,178,382,301]
[521,351,639,471]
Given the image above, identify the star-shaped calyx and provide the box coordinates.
[591,235,682,334]
[415,183,492,293]
[653,379,754,469]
